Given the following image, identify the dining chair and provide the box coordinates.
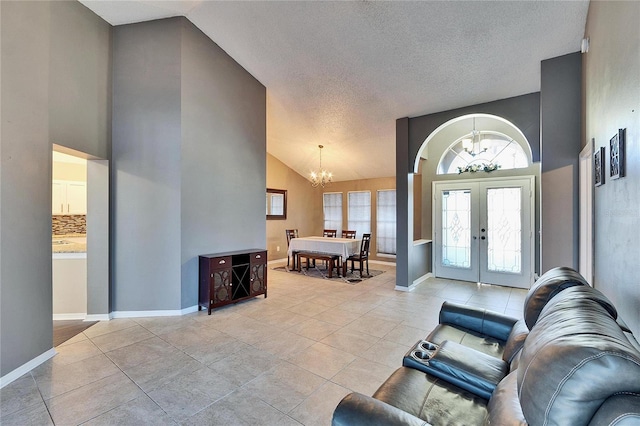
[285,229,299,269]
[341,230,356,239]
[346,233,371,278]
[315,229,337,268]
[323,229,337,238]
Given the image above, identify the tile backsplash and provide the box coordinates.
[52,215,86,235]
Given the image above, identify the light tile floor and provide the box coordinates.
[1,262,526,425]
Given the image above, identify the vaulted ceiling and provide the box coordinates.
[80,0,589,182]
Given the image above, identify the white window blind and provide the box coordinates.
[348,191,371,239]
[376,190,396,255]
[323,193,342,234]
[270,194,283,216]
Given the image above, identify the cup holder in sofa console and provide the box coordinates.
[419,341,437,351]
[412,350,431,360]
[404,340,438,368]
[404,339,509,400]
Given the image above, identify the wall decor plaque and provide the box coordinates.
[610,128,625,180]
[594,146,605,187]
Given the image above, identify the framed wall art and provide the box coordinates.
[610,128,625,180]
[594,146,605,187]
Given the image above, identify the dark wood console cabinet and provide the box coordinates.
[198,249,267,314]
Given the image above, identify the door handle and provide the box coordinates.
[481,236,486,240]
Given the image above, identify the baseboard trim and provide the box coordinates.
[0,348,57,389]
[84,314,110,322]
[413,272,433,286]
[395,273,433,292]
[268,257,288,265]
[53,313,86,321]
[395,283,416,292]
[181,305,199,315]
[111,305,199,319]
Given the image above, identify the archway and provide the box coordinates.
[413,114,533,173]
[412,113,540,288]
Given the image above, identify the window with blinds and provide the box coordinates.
[323,192,342,234]
[348,191,371,239]
[377,189,396,255]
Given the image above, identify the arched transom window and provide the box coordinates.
[437,130,529,175]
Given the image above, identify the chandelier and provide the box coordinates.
[462,118,487,157]
[310,144,333,188]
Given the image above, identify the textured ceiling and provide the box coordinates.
[80,0,589,182]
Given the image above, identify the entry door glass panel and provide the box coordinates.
[434,182,478,283]
[442,190,472,269]
[486,187,522,273]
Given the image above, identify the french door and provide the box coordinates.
[433,177,534,288]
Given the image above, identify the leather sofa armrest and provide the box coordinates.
[439,301,518,342]
[332,392,431,426]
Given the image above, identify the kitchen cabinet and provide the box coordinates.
[199,249,267,314]
[52,180,86,215]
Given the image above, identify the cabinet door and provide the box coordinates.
[212,268,232,304]
[250,263,266,295]
[66,182,87,214]
[52,182,66,214]
[249,251,267,295]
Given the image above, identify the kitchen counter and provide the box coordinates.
[52,234,87,253]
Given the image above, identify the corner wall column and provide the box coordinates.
[86,159,109,317]
[396,118,410,289]
[540,52,582,272]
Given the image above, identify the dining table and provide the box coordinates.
[288,236,361,273]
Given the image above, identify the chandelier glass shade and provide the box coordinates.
[310,145,333,188]
[462,118,488,157]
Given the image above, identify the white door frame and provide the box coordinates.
[579,142,594,283]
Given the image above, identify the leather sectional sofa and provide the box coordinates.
[332,267,640,425]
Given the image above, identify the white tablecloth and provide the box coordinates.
[288,236,361,259]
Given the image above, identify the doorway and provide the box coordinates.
[52,151,88,321]
[433,176,534,288]
[52,145,110,346]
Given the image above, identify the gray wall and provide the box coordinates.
[50,0,112,317]
[87,160,110,316]
[584,1,640,336]
[541,53,582,271]
[396,118,411,287]
[49,0,111,159]
[1,0,52,378]
[180,21,266,309]
[112,18,266,312]
[396,94,541,287]
[112,19,184,311]
[2,3,265,378]
[1,0,111,377]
